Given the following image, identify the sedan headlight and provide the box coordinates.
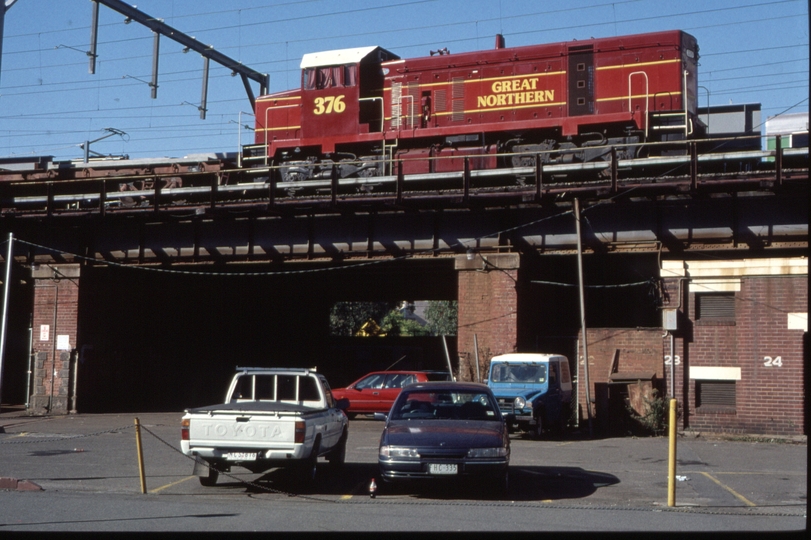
[513,396,526,409]
[466,447,508,458]
[379,446,420,458]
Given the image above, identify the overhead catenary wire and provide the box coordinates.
[0,0,805,160]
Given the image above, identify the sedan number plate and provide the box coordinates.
[429,463,457,475]
[225,452,257,461]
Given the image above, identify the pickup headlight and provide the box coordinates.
[514,397,526,409]
[467,447,508,458]
[379,446,420,458]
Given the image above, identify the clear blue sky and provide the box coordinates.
[1,0,807,161]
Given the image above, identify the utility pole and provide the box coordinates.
[574,198,593,437]
[0,232,13,411]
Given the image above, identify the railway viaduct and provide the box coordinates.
[0,148,807,436]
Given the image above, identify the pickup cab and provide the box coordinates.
[180,367,349,486]
[486,353,572,438]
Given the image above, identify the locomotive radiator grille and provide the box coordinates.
[451,77,465,121]
[391,82,402,129]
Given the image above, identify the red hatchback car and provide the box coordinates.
[331,371,453,417]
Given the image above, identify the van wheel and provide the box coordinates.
[529,414,543,439]
[556,406,569,435]
[199,464,219,486]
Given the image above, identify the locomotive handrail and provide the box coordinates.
[628,71,649,138]
[359,97,385,133]
[400,93,415,131]
[684,69,692,137]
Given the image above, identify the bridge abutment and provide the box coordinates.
[27,264,80,416]
[455,253,520,382]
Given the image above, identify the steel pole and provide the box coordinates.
[667,398,678,506]
[574,199,593,437]
[134,417,147,493]
[442,335,455,381]
[0,232,13,410]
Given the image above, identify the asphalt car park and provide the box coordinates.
[0,410,806,531]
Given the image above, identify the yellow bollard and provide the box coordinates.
[667,399,677,507]
[134,417,147,494]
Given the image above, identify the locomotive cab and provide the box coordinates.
[299,46,399,148]
[253,46,399,183]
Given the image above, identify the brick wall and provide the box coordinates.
[28,264,80,415]
[455,253,519,381]
[575,327,665,430]
[685,275,807,435]
[571,270,807,437]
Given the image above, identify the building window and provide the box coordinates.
[696,380,736,409]
[696,293,735,320]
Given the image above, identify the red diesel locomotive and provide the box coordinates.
[253,30,702,182]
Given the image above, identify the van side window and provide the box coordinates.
[560,361,571,384]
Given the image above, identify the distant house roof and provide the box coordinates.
[300,46,398,69]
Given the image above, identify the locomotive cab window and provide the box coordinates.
[303,64,358,90]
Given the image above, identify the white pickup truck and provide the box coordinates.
[180,367,349,486]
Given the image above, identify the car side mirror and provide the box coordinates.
[335,398,350,410]
[373,412,388,421]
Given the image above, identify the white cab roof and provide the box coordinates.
[491,353,566,363]
[300,46,394,68]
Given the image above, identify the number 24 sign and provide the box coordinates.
[666,355,784,367]
[763,356,783,367]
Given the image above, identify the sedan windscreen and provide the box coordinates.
[391,390,499,421]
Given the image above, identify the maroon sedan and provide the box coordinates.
[331,371,452,418]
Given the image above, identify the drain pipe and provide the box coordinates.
[473,334,481,382]
[70,349,78,414]
[24,317,33,409]
[48,285,58,412]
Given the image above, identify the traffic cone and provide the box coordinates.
[369,478,377,498]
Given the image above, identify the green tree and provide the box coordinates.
[424,300,458,336]
[380,309,431,337]
[329,301,397,336]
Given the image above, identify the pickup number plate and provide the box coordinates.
[429,463,457,475]
[225,452,257,461]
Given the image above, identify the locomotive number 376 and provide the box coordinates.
[313,95,346,115]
